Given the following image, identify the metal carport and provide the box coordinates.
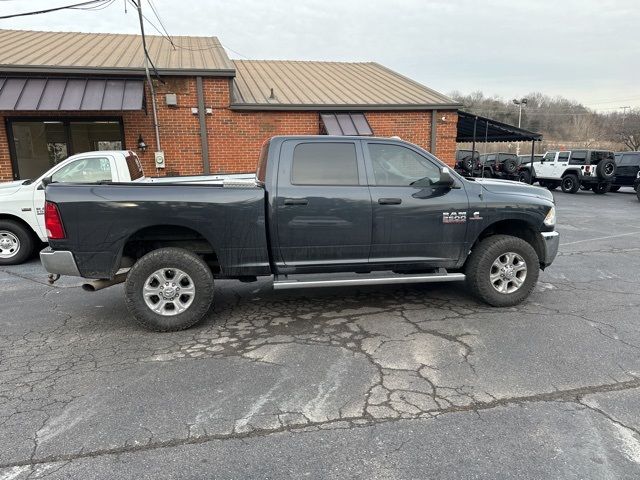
[456,111,543,183]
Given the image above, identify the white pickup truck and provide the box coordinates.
[0,150,253,265]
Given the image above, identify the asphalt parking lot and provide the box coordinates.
[1,187,639,479]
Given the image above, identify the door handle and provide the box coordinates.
[378,198,402,205]
[283,198,309,206]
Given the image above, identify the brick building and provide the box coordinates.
[0,29,461,182]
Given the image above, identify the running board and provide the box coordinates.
[273,271,466,290]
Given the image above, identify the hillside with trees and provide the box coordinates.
[449,91,640,152]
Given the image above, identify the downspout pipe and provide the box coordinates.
[196,76,210,175]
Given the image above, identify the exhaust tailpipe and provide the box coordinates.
[82,272,128,292]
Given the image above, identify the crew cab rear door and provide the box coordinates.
[364,141,469,265]
[274,139,372,268]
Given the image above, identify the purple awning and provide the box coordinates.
[320,113,373,136]
[0,77,144,111]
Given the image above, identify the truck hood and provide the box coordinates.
[473,178,554,201]
[0,180,25,197]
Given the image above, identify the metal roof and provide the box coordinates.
[457,111,543,142]
[0,77,144,111]
[0,29,235,76]
[231,60,460,110]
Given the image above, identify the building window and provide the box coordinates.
[7,118,124,180]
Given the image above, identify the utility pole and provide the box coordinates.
[134,0,161,153]
[621,106,630,128]
[513,98,527,155]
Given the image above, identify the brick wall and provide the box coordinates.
[0,76,457,181]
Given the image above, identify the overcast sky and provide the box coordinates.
[2,0,639,110]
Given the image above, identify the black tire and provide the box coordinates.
[592,182,611,194]
[561,175,580,193]
[0,220,35,266]
[124,247,214,332]
[596,159,616,180]
[518,170,532,184]
[463,156,475,173]
[503,158,518,174]
[609,185,621,192]
[465,235,540,307]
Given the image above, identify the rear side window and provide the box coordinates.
[291,142,358,185]
[569,151,587,165]
[257,140,270,183]
[620,153,640,166]
[125,153,143,180]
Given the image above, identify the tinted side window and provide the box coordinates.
[543,152,556,161]
[368,143,440,186]
[621,153,640,166]
[558,152,570,162]
[51,157,112,183]
[291,142,358,185]
[569,151,587,165]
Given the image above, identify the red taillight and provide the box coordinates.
[45,201,66,239]
[585,165,591,173]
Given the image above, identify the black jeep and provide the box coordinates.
[612,152,640,191]
[474,153,519,179]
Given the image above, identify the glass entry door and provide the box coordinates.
[8,118,123,180]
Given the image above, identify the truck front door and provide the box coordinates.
[274,140,372,269]
[364,141,469,266]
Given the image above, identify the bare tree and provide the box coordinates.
[614,109,640,151]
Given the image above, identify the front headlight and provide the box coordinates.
[544,206,556,227]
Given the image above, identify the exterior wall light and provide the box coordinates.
[138,134,147,152]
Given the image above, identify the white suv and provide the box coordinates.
[530,150,616,194]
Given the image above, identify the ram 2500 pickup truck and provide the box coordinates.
[40,136,559,332]
[0,150,253,265]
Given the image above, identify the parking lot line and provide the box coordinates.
[560,230,640,246]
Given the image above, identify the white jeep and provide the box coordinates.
[0,151,254,265]
[527,149,616,194]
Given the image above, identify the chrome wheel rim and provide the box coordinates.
[0,230,20,259]
[490,252,527,294]
[143,268,195,316]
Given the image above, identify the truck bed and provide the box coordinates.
[46,182,271,279]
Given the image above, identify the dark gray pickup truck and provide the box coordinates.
[41,136,559,331]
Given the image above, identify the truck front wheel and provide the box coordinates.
[124,247,215,332]
[465,235,540,307]
[0,220,34,266]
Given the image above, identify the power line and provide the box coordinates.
[147,0,174,48]
[0,0,111,19]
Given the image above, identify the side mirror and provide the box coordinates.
[436,167,455,188]
[41,176,53,188]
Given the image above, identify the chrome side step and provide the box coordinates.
[273,271,466,290]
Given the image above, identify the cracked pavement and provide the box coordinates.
[1,188,639,479]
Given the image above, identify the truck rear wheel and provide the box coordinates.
[0,220,34,266]
[465,235,539,307]
[124,247,214,332]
